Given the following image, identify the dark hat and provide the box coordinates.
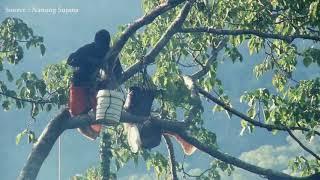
[94,29,110,46]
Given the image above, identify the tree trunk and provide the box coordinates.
[17,109,70,180]
[100,131,112,180]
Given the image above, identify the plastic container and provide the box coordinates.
[124,123,141,153]
[96,90,125,122]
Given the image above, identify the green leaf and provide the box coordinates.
[31,104,39,118]
[303,57,312,67]
[16,129,28,145]
[240,120,247,136]
[225,110,232,119]
[40,44,46,56]
[309,1,319,19]
[6,69,14,82]
[212,104,224,112]
[28,131,37,143]
[0,62,3,71]
[2,100,10,111]
[146,159,152,170]
[45,104,52,111]
[26,41,31,49]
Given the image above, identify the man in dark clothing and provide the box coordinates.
[67,29,123,140]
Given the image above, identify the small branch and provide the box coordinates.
[0,50,14,53]
[186,48,205,68]
[181,166,212,178]
[286,128,320,160]
[0,91,53,104]
[180,27,320,43]
[121,0,195,83]
[164,135,178,180]
[265,39,299,84]
[196,86,320,136]
[181,155,213,179]
[191,38,227,79]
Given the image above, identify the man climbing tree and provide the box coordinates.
[67,29,123,139]
[1,0,320,180]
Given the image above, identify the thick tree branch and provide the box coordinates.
[180,27,320,43]
[174,129,320,180]
[104,0,186,66]
[17,109,186,180]
[196,87,320,136]
[164,135,178,180]
[19,108,320,180]
[121,0,194,83]
[18,109,70,180]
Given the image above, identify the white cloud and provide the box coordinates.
[219,131,320,180]
[118,132,320,180]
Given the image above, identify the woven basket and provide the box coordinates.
[96,90,125,122]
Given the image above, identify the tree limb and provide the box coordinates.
[17,109,186,180]
[18,109,70,180]
[104,0,186,66]
[196,86,320,136]
[191,38,227,79]
[0,91,53,105]
[18,107,320,180]
[174,129,320,180]
[121,0,194,83]
[164,135,178,180]
[180,27,320,43]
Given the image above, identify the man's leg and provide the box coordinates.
[69,84,99,140]
[89,91,101,134]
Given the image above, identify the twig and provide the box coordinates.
[0,91,53,104]
[181,156,214,179]
[286,128,320,160]
[191,38,227,79]
[196,86,320,136]
[180,27,320,43]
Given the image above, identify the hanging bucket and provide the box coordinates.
[96,90,125,122]
[124,86,162,149]
[123,86,155,116]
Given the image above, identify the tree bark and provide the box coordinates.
[18,109,70,180]
[100,132,112,180]
[18,108,320,180]
[164,135,178,180]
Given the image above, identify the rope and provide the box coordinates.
[58,135,61,180]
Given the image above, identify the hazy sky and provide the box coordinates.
[1,1,319,180]
[1,1,142,179]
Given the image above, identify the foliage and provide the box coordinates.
[2,0,320,179]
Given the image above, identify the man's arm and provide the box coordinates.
[113,57,123,80]
[67,43,95,67]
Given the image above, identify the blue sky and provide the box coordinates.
[1,1,319,180]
